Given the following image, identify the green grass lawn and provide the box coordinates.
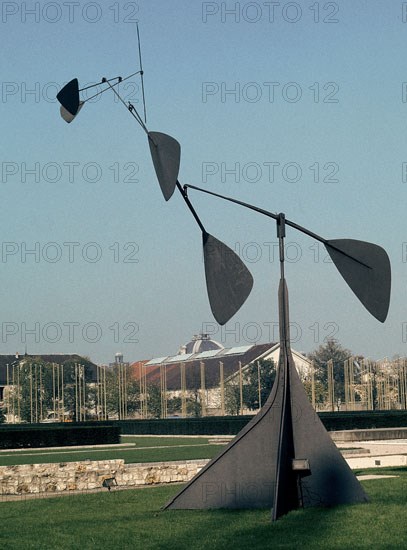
[0,468,405,549]
[0,437,224,466]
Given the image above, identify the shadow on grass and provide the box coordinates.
[161,470,407,550]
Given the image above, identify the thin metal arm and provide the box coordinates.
[185,184,280,222]
[79,76,122,93]
[80,71,143,102]
[136,22,147,124]
[104,80,148,134]
[176,182,206,234]
[184,184,371,270]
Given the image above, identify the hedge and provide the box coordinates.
[318,410,407,431]
[1,411,405,446]
[116,410,407,436]
[0,422,120,449]
[117,416,249,436]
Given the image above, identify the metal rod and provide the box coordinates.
[176,182,206,234]
[220,361,225,416]
[118,362,122,420]
[40,365,43,421]
[184,184,371,269]
[181,363,187,417]
[33,364,37,422]
[103,366,107,420]
[81,71,142,102]
[12,365,15,423]
[200,361,206,417]
[239,361,243,416]
[185,183,279,222]
[60,364,63,419]
[136,22,147,124]
[30,363,33,423]
[104,80,148,134]
[277,213,289,351]
[311,361,316,409]
[83,365,86,421]
[79,75,122,92]
[257,361,262,410]
[6,364,9,422]
[75,364,78,422]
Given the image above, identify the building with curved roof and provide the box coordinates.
[177,333,223,355]
[131,338,312,416]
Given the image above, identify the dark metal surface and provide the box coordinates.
[203,232,253,326]
[325,239,391,322]
[165,218,368,519]
[56,52,387,522]
[163,349,285,509]
[165,281,368,516]
[56,78,80,116]
[148,132,180,201]
[185,185,391,323]
[60,101,84,123]
[176,182,206,234]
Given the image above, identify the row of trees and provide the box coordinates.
[4,359,96,423]
[222,340,353,414]
[224,341,407,413]
[2,358,208,422]
[307,339,351,404]
[2,357,277,421]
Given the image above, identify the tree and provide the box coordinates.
[146,384,162,418]
[224,383,241,415]
[126,379,141,416]
[186,389,202,418]
[10,358,97,423]
[302,379,326,406]
[308,339,352,402]
[17,359,49,423]
[105,366,121,418]
[243,359,276,410]
[225,359,276,414]
[0,406,5,424]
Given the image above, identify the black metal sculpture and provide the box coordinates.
[56,30,391,520]
[163,197,389,518]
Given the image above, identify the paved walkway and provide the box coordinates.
[337,439,407,469]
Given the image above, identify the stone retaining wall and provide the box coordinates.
[0,459,209,495]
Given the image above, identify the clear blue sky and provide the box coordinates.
[1,0,406,363]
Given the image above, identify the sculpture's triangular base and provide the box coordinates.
[164,343,368,519]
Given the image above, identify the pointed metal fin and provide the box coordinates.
[203,232,253,325]
[60,101,84,123]
[164,345,367,513]
[56,78,80,116]
[148,132,181,201]
[325,239,391,322]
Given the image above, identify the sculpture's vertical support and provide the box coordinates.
[272,213,298,520]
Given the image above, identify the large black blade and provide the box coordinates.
[325,239,391,323]
[57,78,80,116]
[148,132,181,201]
[203,232,253,325]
